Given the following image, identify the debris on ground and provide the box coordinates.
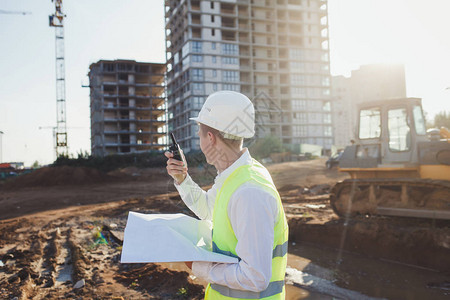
[0,158,448,299]
[73,279,85,289]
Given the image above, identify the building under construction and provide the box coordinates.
[165,0,332,151]
[89,60,167,157]
[331,64,407,148]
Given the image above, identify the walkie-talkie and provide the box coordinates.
[169,133,182,161]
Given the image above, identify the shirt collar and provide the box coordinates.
[214,148,252,186]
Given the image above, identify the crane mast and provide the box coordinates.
[0,9,32,15]
[49,0,68,158]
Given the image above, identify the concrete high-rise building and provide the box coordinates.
[89,60,167,156]
[332,64,407,148]
[165,0,332,152]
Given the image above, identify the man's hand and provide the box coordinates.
[185,261,193,270]
[165,150,188,184]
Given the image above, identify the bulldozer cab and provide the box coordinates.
[332,98,450,220]
[341,98,428,168]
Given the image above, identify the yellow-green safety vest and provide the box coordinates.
[205,158,289,299]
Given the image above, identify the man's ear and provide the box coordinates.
[207,131,216,145]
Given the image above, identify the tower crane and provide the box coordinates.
[48,0,68,157]
[0,9,32,15]
[39,126,86,161]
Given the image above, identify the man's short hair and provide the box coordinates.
[199,123,243,148]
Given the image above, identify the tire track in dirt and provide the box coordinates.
[1,227,46,299]
[41,229,58,288]
[54,228,73,288]
[68,227,88,286]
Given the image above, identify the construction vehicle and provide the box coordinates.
[330,98,450,220]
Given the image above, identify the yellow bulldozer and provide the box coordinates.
[330,98,450,219]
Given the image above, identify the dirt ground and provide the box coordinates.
[0,158,449,299]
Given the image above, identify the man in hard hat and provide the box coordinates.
[165,91,288,299]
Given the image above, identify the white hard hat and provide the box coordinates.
[190,91,255,138]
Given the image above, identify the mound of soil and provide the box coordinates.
[2,166,123,189]
[267,158,349,188]
[116,264,204,299]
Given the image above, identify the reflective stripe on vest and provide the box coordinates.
[208,158,288,299]
[213,240,288,259]
[210,281,285,299]
[213,240,240,260]
[272,240,288,258]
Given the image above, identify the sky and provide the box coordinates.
[0,0,449,166]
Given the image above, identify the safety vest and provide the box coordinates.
[205,159,289,299]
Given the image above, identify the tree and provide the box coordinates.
[434,111,450,129]
[423,110,433,129]
[31,160,40,168]
[249,136,284,159]
[77,149,90,159]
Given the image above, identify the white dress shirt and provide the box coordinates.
[175,149,279,292]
